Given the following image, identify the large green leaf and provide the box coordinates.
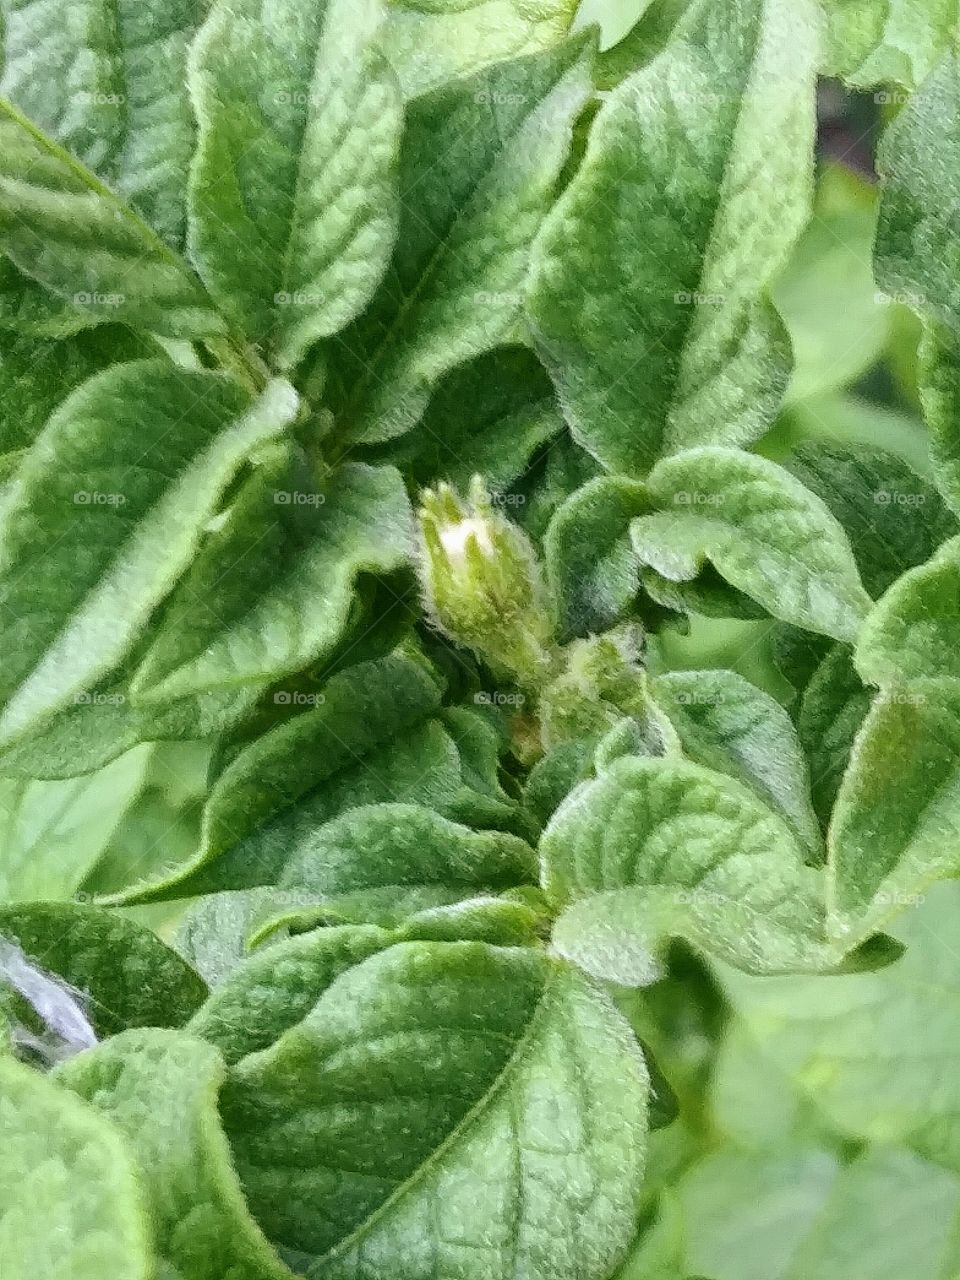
[0,0,205,246]
[720,882,960,1175]
[0,901,206,1036]
[222,942,649,1279]
[131,452,413,704]
[329,34,593,445]
[543,756,832,981]
[188,0,402,368]
[820,0,959,90]
[0,747,150,902]
[630,448,873,642]
[58,1029,294,1280]
[653,670,821,857]
[0,362,298,746]
[0,99,221,337]
[383,0,579,97]
[874,51,960,334]
[527,0,817,475]
[0,1055,150,1280]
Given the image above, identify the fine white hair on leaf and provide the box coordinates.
[0,938,97,1052]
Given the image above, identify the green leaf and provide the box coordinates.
[784,440,957,598]
[221,942,649,1279]
[329,34,594,445]
[917,320,960,517]
[630,448,873,642]
[653,670,821,858]
[0,0,205,246]
[57,1029,294,1280]
[113,654,445,901]
[0,99,222,337]
[175,889,307,988]
[0,256,100,337]
[527,0,817,475]
[188,0,402,368]
[188,925,391,1064]
[0,362,298,747]
[546,475,650,641]
[720,881,960,1175]
[0,1054,151,1280]
[0,748,151,902]
[543,756,832,981]
[874,51,960,333]
[280,802,537,898]
[131,453,413,704]
[797,644,871,828]
[820,0,959,90]
[827,678,960,931]
[381,346,563,494]
[383,0,580,97]
[0,901,206,1037]
[0,325,158,455]
[856,536,960,687]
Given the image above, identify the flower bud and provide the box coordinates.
[418,477,554,687]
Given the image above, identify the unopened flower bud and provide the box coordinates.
[418,477,555,687]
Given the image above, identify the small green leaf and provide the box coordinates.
[784,441,956,598]
[0,0,205,246]
[112,655,445,901]
[797,645,872,828]
[917,320,960,517]
[527,0,818,474]
[57,1029,294,1280]
[0,363,298,746]
[188,0,402,368]
[543,756,832,980]
[546,475,650,641]
[630,448,873,642]
[0,100,222,337]
[131,454,413,704]
[856,536,960,687]
[222,942,649,1279]
[383,0,580,97]
[0,325,158,456]
[330,34,594,444]
[827,679,960,931]
[280,802,537,898]
[0,1054,151,1280]
[654,670,821,858]
[383,346,563,494]
[820,0,959,90]
[0,901,206,1037]
[874,51,960,333]
[188,925,391,1064]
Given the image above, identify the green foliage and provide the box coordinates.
[3,0,960,1274]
